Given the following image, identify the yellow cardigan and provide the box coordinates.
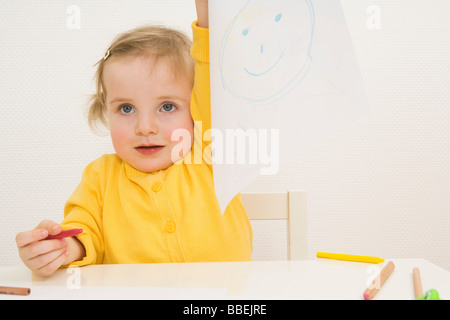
[61,22,253,266]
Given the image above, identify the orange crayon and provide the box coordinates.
[412,267,423,298]
[0,286,31,296]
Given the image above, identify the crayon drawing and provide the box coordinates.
[219,0,315,105]
[209,0,369,212]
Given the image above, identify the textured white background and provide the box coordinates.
[1,1,449,270]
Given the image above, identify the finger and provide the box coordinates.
[27,245,68,272]
[35,249,69,277]
[16,228,49,248]
[21,238,68,261]
[37,220,62,236]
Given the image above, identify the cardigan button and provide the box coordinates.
[165,221,176,233]
[151,182,162,192]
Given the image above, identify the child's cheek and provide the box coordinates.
[110,121,132,150]
[167,123,194,157]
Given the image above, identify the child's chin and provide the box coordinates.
[137,163,170,173]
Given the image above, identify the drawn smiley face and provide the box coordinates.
[219,0,315,105]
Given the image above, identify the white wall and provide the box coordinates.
[1,1,449,270]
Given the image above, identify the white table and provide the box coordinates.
[1,259,449,300]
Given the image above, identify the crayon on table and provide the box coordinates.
[0,286,31,296]
[363,261,395,300]
[412,267,423,298]
[316,252,384,264]
[416,289,440,300]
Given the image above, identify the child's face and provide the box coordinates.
[103,55,194,173]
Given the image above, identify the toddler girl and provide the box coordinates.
[16,0,252,277]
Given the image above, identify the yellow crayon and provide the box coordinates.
[316,252,384,264]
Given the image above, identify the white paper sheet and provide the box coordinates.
[209,0,369,212]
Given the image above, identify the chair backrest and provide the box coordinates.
[241,190,307,260]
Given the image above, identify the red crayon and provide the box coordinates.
[46,228,83,239]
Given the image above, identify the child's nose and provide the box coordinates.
[135,116,158,136]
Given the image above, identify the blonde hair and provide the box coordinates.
[88,25,194,131]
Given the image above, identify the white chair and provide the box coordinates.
[241,190,307,260]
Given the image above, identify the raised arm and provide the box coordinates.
[195,0,208,28]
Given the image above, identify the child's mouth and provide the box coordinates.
[135,145,164,155]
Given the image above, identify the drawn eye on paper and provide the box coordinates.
[219,0,315,105]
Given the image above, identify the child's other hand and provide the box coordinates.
[16,220,69,277]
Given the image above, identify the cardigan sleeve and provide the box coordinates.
[61,158,106,266]
[189,21,212,163]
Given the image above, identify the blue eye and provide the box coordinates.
[120,104,135,114]
[161,103,176,112]
[275,13,282,22]
[242,28,249,36]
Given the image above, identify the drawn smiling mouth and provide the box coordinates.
[243,51,285,77]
